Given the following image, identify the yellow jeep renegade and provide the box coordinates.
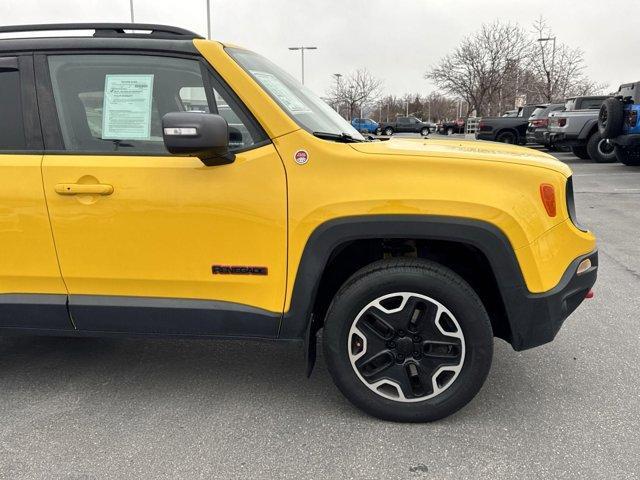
[0,24,597,421]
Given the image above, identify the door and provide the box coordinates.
[0,55,71,330]
[409,117,420,132]
[38,52,287,337]
[397,117,410,132]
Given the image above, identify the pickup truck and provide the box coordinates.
[475,105,538,144]
[378,116,435,136]
[545,96,615,163]
[437,119,466,135]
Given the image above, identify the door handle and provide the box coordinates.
[55,183,114,196]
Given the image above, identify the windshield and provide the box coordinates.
[227,48,365,141]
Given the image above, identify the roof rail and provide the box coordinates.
[0,23,204,40]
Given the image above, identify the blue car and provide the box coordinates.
[599,82,640,166]
[351,118,379,134]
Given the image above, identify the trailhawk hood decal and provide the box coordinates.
[349,137,571,176]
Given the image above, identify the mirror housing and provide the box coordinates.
[162,112,235,166]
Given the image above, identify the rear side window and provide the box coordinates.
[47,54,265,154]
[580,98,605,110]
[0,63,26,150]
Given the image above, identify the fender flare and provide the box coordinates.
[277,215,529,373]
[578,119,598,140]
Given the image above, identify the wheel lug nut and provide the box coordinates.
[397,353,405,362]
[398,330,405,337]
[387,341,396,349]
[413,351,421,358]
[413,335,421,342]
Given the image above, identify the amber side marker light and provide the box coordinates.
[539,183,556,217]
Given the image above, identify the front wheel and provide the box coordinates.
[420,127,429,136]
[322,258,493,422]
[384,127,394,136]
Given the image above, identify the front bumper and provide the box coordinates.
[503,250,598,351]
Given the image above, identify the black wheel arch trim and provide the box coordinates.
[278,215,525,340]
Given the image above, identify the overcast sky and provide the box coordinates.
[1,0,636,98]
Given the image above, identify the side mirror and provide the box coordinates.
[162,112,235,166]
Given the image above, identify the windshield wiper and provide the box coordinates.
[313,131,363,143]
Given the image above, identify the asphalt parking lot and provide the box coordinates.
[1,143,639,479]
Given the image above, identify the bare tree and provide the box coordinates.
[326,68,383,119]
[426,18,605,116]
[527,17,605,102]
[426,21,530,116]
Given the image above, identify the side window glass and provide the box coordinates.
[0,60,26,150]
[178,81,264,150]
[47,54,266,153]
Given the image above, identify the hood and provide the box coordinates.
[349,137,571,177]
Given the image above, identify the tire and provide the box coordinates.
[587,131,617,163]
[598,98,624,138]
[615,146,640,166]
[375,128,382,136]
[322,258,493,422]
[446,127,454,135]
[384,127,394,136]
[496,131,517,144]
[571,146,590,160]
[420,127,429,136]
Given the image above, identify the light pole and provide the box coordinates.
[333,73,342,113]
[288,46,317,85]
[206,0,212,39]
[129,0,134,22]
[537,36,557,101]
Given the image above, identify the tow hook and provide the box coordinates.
[585,289,594,299]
